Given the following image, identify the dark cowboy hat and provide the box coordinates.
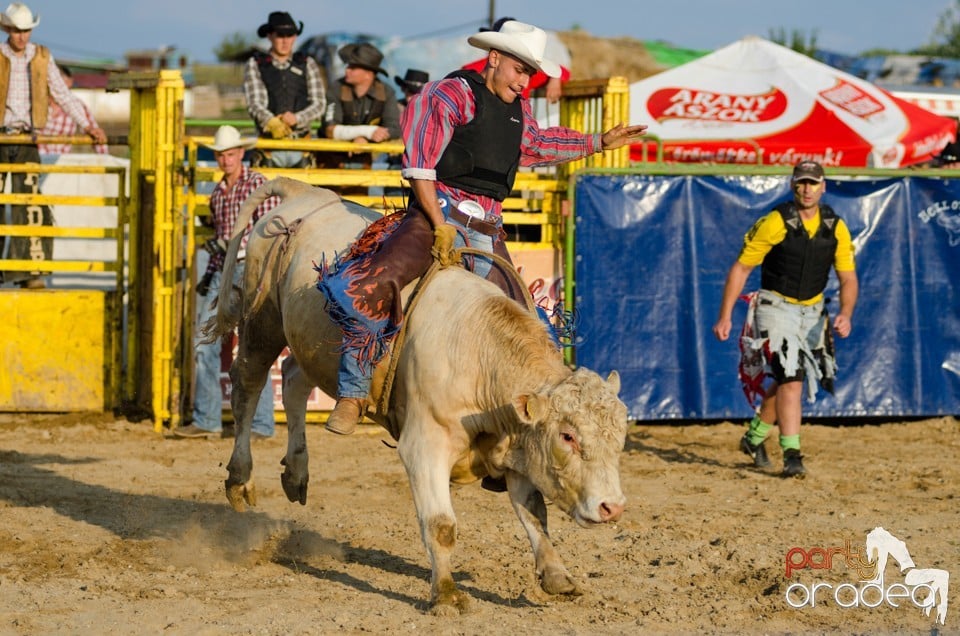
[394,69,429,92]
[934,141,960,166]
[479,16,515,32]
[257,11,303,38]
[338,42,388,76]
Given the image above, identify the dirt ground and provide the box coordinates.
[0,412,957,635]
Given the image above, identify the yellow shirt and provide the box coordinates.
[737,208,856,304]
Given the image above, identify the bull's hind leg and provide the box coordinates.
[507,473,582,597]
[225,319,285,512]
[397,418,470,616]
[279,356,312,504]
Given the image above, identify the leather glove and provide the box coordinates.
[265,115,293,139]
[431,223,458,267]
[202,237,227,258]
[197,271,214,297]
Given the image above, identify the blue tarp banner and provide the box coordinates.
[573,173,960,420]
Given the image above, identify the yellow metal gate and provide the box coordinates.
[1,70,629,429]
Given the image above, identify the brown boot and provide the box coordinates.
[325,398,365,435]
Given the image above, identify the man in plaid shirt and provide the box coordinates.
[39,66,108,155]
[244,11,325,168]
[175,125,280,439]
[0,3,107,289]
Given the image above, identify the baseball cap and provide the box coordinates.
[792,161,824,183]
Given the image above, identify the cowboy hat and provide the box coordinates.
[394,69,429,92]
[203,125,257,152]
[478,16,515,33]
[338,42,388,76]
[257,11,303,38]
[467,20,561,78]
[1,3,40,30]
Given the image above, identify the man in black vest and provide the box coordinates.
[318,21,646,436]
[318,42,400,176]
[713,161,859,478]
[322,42,400,145]
[243,11,325,168]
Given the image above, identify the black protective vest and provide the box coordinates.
[255,52,309,132]
[761,202,839,301]
[434,70,522,201]
[336,80,387,125]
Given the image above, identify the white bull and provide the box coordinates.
[205,177,630,614]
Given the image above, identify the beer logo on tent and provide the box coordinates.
[646,87,787,123]
[819,78,885,118]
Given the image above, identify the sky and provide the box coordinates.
[23,0,957,64]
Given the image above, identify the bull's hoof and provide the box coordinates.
[225,479,257,512]
[280,469,308,505]
[430,581,470,616]
[540,567,583,597]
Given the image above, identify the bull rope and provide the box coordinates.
[248,198,344,316]
[375,247,537,416]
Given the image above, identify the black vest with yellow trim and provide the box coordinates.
[335,79,386,125]
[255,51,308,130]
[761,201,839,301]
[434,70,522,201]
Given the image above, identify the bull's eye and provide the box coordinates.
[559,430,581,455]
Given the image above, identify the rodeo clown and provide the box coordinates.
[712,160,859,478]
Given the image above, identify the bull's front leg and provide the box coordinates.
[279,356,311,504]
[506,472,582,597]
[398,424,470,616]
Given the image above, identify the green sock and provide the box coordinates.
[780,434,801,452]
[746,415,773,446]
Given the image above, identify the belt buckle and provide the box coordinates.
[457,200,486,221]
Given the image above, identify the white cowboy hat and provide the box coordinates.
[203,125,256,152]
[467,20,561,78]
[1,3,39,30]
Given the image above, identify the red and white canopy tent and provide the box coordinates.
[629,36,957,168]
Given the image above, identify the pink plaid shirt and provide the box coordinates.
[205,166,280,276]
[39,100,108,155]
[1,42,89,132]
[400,73,602,217]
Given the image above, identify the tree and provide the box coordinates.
[918,0,960,57]
[768,28,819,57]
[214,32,256,62]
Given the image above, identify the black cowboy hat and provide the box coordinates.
[479,16,516,32]
[338,42,388,76]
[394,69,429,92]
[934,141,960,166]
[257,11,303,38]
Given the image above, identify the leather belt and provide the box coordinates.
[447,207,499,236]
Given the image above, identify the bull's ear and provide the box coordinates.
[605,370,621,395]
[513,393,548,424]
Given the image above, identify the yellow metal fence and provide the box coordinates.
[1,72,631,426]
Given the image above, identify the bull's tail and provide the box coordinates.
[201,177,315,343]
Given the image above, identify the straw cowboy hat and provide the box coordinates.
[1,3,40,30]
[394,69,429,92]
[203,125,256,152]
[338,42,388,76]
[257,11,303,38]
[467,20,561,78]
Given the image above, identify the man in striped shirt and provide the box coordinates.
[319,20,647,435]
[175,126,280,440]
[0,2,107,289]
